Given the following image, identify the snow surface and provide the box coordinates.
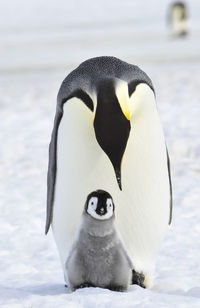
[1,0,200,307]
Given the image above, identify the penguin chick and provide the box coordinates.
[65,190,133,292]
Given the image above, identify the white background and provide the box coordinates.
[0,0,200,307]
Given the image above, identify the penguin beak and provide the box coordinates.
[93,79,131,191]
[93,115,129,191]
[114,167,122,190]
[96,207,106,216]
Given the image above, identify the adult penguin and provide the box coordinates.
[168,2,188,37]
[45,56,172,288]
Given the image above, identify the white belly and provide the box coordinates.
[52,93,170,287]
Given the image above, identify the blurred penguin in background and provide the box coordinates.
[168,2,188,37]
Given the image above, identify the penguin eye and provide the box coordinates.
[88,197,98,210]
[106,198,113,209]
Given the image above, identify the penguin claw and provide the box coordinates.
[108,285,127,292]
[74,283,94,290]
[131,270,146,288]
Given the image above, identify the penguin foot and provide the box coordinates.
[131,270,145,288]
[107,285,127,292]
[74,283,94,290]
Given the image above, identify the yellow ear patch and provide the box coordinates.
[115,81,130,121]
[90,92,97,125]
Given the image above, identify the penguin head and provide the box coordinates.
[85,190,115,220]
[93,79,131,190]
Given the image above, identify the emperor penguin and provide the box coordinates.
[168,2,188,37]
[45,56,172,288]
[66,190,133,292]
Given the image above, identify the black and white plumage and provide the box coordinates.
[45,56,172,287]
[168,2,188,37]
[66,190,133,292]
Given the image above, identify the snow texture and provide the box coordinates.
[0,0,200,307]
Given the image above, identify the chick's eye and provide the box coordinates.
[89,197,98,209]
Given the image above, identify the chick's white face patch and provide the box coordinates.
[106,198,114,217]
[87,197,98,217]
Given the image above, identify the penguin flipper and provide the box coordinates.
[166,147,173,225]
[45,109,63,234]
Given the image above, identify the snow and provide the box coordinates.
[1,0,200,307]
